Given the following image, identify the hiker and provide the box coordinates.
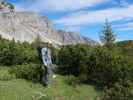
[37,41,53,86]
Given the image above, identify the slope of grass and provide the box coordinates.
[0,67,101,100]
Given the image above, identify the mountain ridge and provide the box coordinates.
[0,11,96,46]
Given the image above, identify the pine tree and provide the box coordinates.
[100,20,116,48]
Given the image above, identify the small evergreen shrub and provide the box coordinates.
[0,67,16,81]
[58,44,92,76]
[9,63,43,82]
[100,81,133,100]
[58,44,133,87]
[64,75,81,86]
[0,38,40,66]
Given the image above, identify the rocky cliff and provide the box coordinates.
[0,11,95,46]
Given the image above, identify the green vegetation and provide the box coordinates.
[9,63,43,82]
[0,20,133,100]
[0,39,39,66]
[58,44,133,87]
[58,44,92,77]
[0,68,101,100]
[101,81,133,100]
[100,20,115,49]
[57,21,133,99]
[117,40,133,64]
[0,67,15,81]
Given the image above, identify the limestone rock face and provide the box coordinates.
[0,11,96,46]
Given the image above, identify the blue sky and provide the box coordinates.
[5,0,133,41]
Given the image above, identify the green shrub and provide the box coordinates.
[58,44,92,76]
[117,40,133,65]
[87,46,132,87]
[0,39,40,66]
[0,71,16,81]
[58,44,132,87]
[100,81,133,100]
[64,75,80,86]
[51,47,60,65]
[9,63,43,82]
[0,67,16,81]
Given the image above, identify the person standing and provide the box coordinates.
[37,41,53,86]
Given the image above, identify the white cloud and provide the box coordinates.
[12,0,133,33]
[119,0,130,6]
[54,5,133,26]
[14,0,107,12]
[113,0,130,6]
[113,22,133,31]
[65,25,81,32]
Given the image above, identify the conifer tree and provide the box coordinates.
[100,20,116,48]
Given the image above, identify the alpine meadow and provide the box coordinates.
[0,1,133,100]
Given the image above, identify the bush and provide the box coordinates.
[64,75,81,86]
[87,46,132,87]
[51,47,60,65]
[58,44,92,77]
[0,67,16,81]
[0,39,40,66]
[100,81,133,100]
[58,44,133,87]
[117,40,133,65]
[9,63,43,82]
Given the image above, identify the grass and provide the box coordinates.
[0,67,101,100]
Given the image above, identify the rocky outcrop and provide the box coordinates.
[0,11,96,46]
[57,30,96,45]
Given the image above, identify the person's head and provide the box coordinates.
[47,41,52,49]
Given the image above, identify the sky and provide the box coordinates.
[4,0,133,42]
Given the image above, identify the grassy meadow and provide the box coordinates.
[0,67,101,100]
